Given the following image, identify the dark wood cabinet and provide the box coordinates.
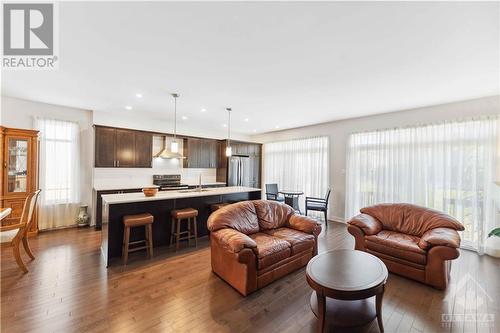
[94,126,152,168]
[94,188,142,230]
[95,127,116,167]
[207,140,218,168]
[183,138,218,168]
[183,138,199,168]
[134,131,153,167]
[115,129,135,167]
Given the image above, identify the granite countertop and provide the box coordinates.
[101,186,261,205]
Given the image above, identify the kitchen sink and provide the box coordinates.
[177,188,211,193]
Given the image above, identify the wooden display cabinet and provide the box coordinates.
[0,126,39,234]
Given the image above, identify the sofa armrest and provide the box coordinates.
[418,227,461,250]
[347,214,383,235]
[288,215,322,236]
[211,228,257,253]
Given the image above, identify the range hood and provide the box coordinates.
[154,136,186,159]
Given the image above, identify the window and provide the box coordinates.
[35,118,81,229]
[345,116,499,254]
[264,136,329,211]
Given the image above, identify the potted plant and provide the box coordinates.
[488,228,500,238]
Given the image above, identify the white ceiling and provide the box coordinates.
[2,2,499,135]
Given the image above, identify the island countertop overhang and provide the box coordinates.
[101,186,261,205]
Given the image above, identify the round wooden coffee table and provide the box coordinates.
[306,250,388,333]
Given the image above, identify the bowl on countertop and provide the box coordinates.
[142,186,159,197]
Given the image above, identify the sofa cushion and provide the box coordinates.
[361,203,464,237]
[365,230,427,265]
[249,232,291,269]
[207,201,259,234]
[253,200,295,230]
[264,228,315,255]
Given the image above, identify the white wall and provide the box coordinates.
[1,96,94,222]
[252,95,500,221]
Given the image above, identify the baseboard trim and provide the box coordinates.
[329,216,346,224]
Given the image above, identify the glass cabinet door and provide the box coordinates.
[7,138,29,193]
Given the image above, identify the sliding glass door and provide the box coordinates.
[263,136,329,213]
[345,116,499,255]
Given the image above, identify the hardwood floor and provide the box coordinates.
[1,222,499,333]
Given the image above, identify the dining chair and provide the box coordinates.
[0,190,41,273]
[305,188,331,226]
[265,184,285,202]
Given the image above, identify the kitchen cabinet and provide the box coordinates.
[183,138,218,168]
[94,126,152,168]
[183,138,200,168]
[0,126,39,233]
[94,188,142,230]
[115,129,135,167]
[95,127,116,167]
[134,131,153,167]
[232,143,248,155]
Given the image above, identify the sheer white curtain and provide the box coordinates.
[264,136,329,212]
[35,118,81,230]
[345,116,499,256]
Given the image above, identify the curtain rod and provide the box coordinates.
[349,114,499,136]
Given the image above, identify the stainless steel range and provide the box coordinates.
[153,175,189,191]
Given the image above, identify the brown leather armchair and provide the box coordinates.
[208,200,321,296]
[347,203,464,290]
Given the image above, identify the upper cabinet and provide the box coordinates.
[134,131,153,167]
[183,138,218,168]
[95,127,115,167]
[94,126,152,168]
[229,142,260,157]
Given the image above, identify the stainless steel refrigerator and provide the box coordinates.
[228,155,250,187]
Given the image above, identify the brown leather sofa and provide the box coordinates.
[347,203,464,290]
[208,200,322,296]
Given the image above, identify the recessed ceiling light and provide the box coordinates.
[201,108,207,112]
[244,118,249,122]
[222,124,227,128]
[125,106,133,110]
[275,125,280,129]
[135,93,143,98]
[182,116,188,120]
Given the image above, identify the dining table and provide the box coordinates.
[278,190,304,213]
[0,208,12,221]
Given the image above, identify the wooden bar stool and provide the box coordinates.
[170,208,198,251]
[210,202,230,212]
[122,213,154,265]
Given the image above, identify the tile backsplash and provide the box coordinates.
[93,163,217,189]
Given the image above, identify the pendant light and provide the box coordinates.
[154,93,185,159]
[171,93,180,153]
[225,107,232,157]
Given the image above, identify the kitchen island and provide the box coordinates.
[101,186,261,266]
